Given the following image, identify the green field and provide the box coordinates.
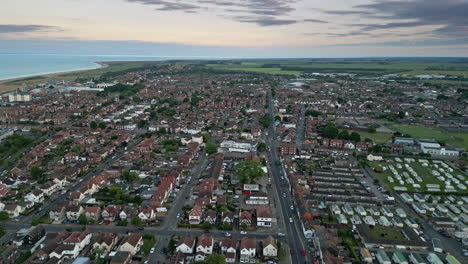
[369,226,405,240]
[204,58,468,76]
[358,131,393,143]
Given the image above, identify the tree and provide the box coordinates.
[338,130,349,140]
[235,161,265,184]
[78,214,87,225]
[205,254,226,264]
[138,120,148,129]
[71,145,81,153]
[305,109,323,117]
[349,132,361,142]
[260,114,270,129]
[240,223,248,230]
[30,166,43,179]
[98,122,106,129]
[323,123,339,139]
[117,219,128,226]
[200,222,212,230]
[205,143,218,154]
[131,216,142,226]
[90,121,97,129]
[0,227,5,237]
[367,126,377,133]
[0,211,9,221]
[257,142,266,152]
[122,170,139,182]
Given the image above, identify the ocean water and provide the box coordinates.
[0,54,196,81]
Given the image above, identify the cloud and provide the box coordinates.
[303,19,328,24]
[0,24,61,34]
[235,16,296,26]
[126,0,199,11]
[124,0,300,26]
[323,0,468,41]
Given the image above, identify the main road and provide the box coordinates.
[266,90,310,263]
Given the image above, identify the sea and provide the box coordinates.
[0,54,204,81]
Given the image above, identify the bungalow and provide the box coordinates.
[256,206,272,227]
[262,236,277,258]
[120,233,143,256]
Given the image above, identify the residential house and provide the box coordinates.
[50,204,66,222]
[195,234,214,261]
[240,237,257,263]
[262,236,277,258]
[85,207,101,222]
[189,205,202,225]
[5,204,22,218]
[120,233,143,256]
[220,238,237,263]
[176,235,196,254]
[204,210,217,225]
[66,204,83,221]
[93,232,118,257]
[239,209,253,227]
[256,206,272,227]
[102,205,120,222]
[25,190,44,204]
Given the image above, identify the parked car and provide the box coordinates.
[150,248,155,254]
[301,249,306,256]
[204,230,210,233]
[289,217,293,223]
[240,231,247,235]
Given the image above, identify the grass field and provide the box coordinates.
[389,124,454,142]
[358,131,393,143]
[369,226,405,240]
[204,58,468,76]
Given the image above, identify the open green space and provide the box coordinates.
[359,131,393,143]
[369,226,405,240]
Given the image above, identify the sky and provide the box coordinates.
[1,0,467,57]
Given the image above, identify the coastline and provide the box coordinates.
[0,62,108,93]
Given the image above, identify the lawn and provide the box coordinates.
[447,132,468,150]
[389,124,454,142]
[369,226,405,240]
[359,131,393,143]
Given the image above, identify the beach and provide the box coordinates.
[0,62,108,94]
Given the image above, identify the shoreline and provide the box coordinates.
[0,62,108,85]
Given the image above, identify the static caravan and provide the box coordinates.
[379,216,392,227]
[401,193,413,203]
[337,214,348,225]
[409,253,425,264]
[448,205,460,214]
[360,248,372,264]
[364,216,375,226]
[351,215,362,225]
[331,204,341,215]
[369,207,380,216]
[436,205,448,213]
[405,217,419,228]
[395,208,407,218]
[392,217,404,228]
[392,251,408,264]
[413,203,426,214]
[426,253,443,264]
[414,193,425,202]
[376,250,391,264]
[343,204,354,216]
[432,238,443,253]
[381,207,394,217]
[447,211,458,222]
[356,205,367,216]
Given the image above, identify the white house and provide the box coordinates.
[25,190,44,204]
[120,233,143,256]
[262,236,277,257]
[176,235,196,254]
[195,234,213,261]
[220,238,237,263]
[240,237,256,263]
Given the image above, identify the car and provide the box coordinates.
[224,232,231,237]
[150,248,155,254]
[105,221,110,225]
[290,205,294,210]
[289,217,293,223]
[176,213,180,218]
[240,231,247,235]
[283,193,286,198]
[290,250,294,255]
[278,233,285,237]
[204,230,210,233]
[370,192,375,195]
[301,249,306,256]
[144,261,148,264]
[161,247,165,254]
[99,221,103,225]
[138,227,144,230]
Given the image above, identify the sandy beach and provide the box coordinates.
[0,62,108,94]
